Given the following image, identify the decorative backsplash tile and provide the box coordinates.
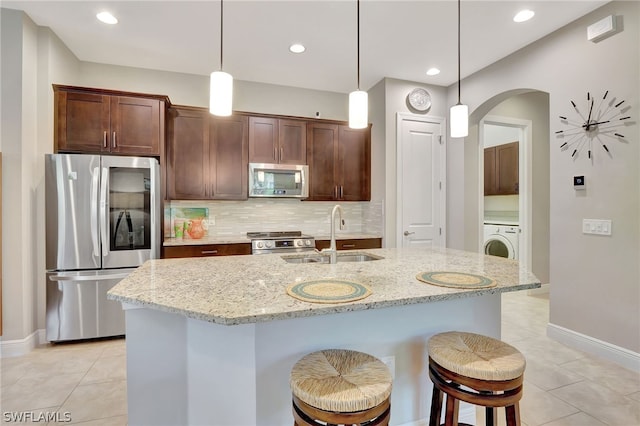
[164,199,384,239]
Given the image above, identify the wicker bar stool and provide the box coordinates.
[289,349,393,426]
[427,331,526,426]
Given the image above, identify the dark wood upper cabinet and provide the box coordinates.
[484,141,519,196]
[307,123,371,201]
[210,115,249,199]
[337,126,371,201]
[249,117,306,164]
[484,148,497,196]
[307,123,339,201]
[166,106,248,200]
[166,107,209,200]
[54,85,165,156]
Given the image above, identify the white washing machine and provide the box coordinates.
[484,224,519,260]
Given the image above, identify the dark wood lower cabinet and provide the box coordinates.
[314,238,382,251]
[163,243,252,258]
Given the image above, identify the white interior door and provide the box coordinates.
[397,114,445,248]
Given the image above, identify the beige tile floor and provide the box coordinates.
[1,291,639,425]
[477,291,640,426]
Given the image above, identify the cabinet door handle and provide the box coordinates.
[103,131,108,148]
[333,186,338,199]
[201,250,218,255]
[339,186,343,199]
[112,132,117,148]
[342,244,356,249]
[280,147,283,162]
[274,146,277,162]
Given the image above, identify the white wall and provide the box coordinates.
[372,78,448,247]
[484,124,520,148]
[1,9,39,341]
[1,11,81,341]
[454,1,639,353]
[78,62,347,121]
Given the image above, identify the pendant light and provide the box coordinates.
[349,0,368,129]
[450,0,468,137]
[210,0,233,116]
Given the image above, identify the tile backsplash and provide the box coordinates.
[165,199,384,239]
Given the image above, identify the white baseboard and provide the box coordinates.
[547,323,640,373]
[527,282,550,295]
[0,329,46,358]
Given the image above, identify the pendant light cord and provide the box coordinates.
[457,0,461,104]
[357,0,361,90]
[220,0,224,70]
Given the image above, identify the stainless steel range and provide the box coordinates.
[248,231,316,254]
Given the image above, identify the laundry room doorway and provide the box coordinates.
[475,91,550,290]
[480,116,530,269]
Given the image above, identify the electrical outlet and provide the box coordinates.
[380,356,395,379]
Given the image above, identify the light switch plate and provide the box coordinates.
[583,219,612,235]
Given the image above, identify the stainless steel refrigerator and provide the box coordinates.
[45,154,160,342]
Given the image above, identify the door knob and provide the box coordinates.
[404,231,415,236]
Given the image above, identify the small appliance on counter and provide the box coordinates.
[45,154,160,342]
[248,231,315,254]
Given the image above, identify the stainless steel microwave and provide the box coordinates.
[248,163,309,198]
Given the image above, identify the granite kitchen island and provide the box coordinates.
[108,247,540,426]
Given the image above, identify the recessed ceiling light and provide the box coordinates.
[513,9,535,23]
[426,68,440,76]
[289,43,306,54]
[96,11,118,25]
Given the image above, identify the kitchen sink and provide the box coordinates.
[281,252,383,264]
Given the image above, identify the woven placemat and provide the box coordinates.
[416,271,496,289]
[287,279,372,303]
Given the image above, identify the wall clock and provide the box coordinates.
[406,88,432,112]
[555,90,631,160]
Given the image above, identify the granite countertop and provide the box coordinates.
[163,233,383,246]
[107,247,540,326]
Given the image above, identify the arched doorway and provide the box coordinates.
[469,90,551,289]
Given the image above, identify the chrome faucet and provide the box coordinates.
[322,204,344,263]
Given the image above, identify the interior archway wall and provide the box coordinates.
[467,90,551,285]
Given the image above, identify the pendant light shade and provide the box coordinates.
[450,0,468,138]
[348,0,368,129]
[450,103,469,138]
[349,90,368,129]
[210,71,233,116]
[210,0,233,116]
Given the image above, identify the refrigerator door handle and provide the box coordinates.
[100,167,109,257]
[48,272,131,282]
[91,167,100,258]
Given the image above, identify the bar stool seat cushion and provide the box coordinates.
[290,349,392,413]
[428,331,526,381]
